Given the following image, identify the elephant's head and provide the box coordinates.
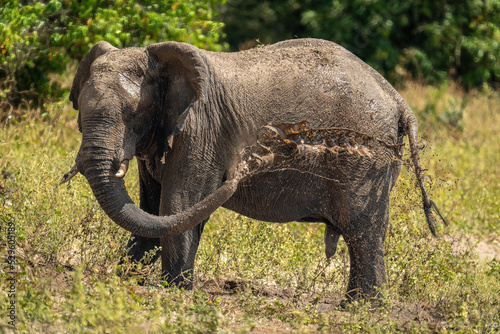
[62,41,238,238]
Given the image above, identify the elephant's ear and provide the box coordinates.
[146,42,209,162]
[69,41,118,111]
[147,42,209,101]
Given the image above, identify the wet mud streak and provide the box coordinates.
[239,121,404,182]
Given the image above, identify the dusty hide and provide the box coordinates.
[239,121,404,182]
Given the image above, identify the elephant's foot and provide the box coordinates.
[162,270,194,290]
[159,226,204,291]
[342,262,386,305]
[343,284,384,303]
[339,286,387,310]
[117,234,161,285]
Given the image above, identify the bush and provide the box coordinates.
[0,0,227,111]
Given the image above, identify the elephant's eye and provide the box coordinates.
[122,106,137,118]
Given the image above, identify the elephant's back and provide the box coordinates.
[205,39,404,145]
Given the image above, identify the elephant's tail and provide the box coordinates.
[401,106,448,236]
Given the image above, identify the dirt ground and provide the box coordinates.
[24,233,499,333]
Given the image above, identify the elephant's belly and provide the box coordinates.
[222,171,331,223]
[222,144,399,223]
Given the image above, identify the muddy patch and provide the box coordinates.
[242,121,402,164]
[237,121,402,184]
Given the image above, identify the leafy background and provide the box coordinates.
[0,0,499,332]
[0,0,225,110]
[221,0,499,88]
[1,0,499,112]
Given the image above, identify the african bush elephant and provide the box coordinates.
[62,38,445,300]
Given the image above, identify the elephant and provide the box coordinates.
[61,38,446,300]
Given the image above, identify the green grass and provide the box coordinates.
[0,83,498,333]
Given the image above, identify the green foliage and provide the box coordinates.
[220,0,499,89]
[0,0,227,110]
[0,0,65,109]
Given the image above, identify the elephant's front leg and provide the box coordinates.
[121,160,161,266]
[157,147,228,288]
[160,219,207,289]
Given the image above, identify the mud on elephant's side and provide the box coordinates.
[62,38,446,300]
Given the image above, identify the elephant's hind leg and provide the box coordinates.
[342,168,392,301]
[343,216,388,300]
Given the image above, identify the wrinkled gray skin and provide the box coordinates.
[65,38,440,300]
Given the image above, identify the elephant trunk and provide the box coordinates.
[82,162,239,239]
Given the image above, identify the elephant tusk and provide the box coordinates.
[60,164,79,184]
[115,161,129,178]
